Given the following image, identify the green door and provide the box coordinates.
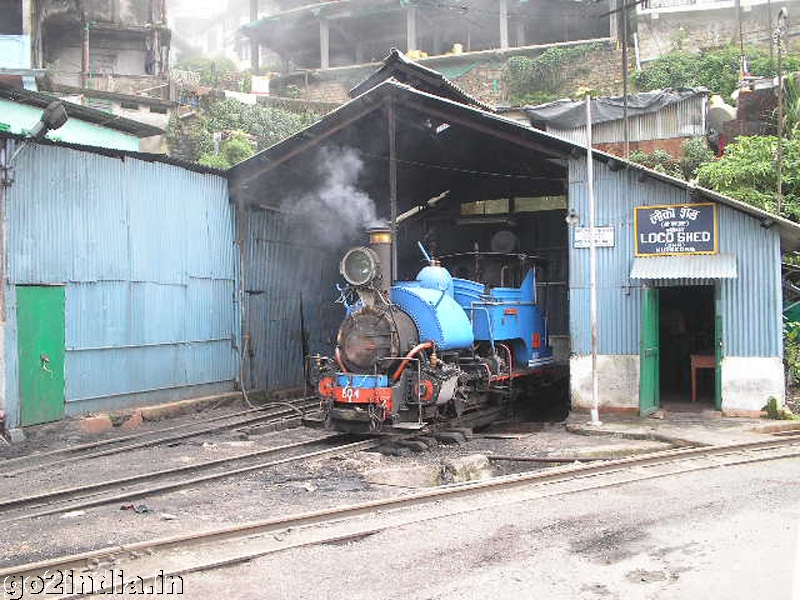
[714,289,723,410]
[640,287,660,416]
[17,286,65,426]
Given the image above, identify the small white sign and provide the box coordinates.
[574,226,615,248]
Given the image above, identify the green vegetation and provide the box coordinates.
[634,44,800,99]
[626,137,715,180]
[762,396,800,419]
[174,56,240,87]
[696,135,800,219]
[503,42,608,106]
[167,98,320,164]
[198,131,255,169]
[785,322,800,392]
[205,98,320,151]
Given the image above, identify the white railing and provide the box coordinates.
[638,0,735,12]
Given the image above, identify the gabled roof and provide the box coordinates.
[349,48,493,111]
[0,84,164,138]
[230,79,800,251]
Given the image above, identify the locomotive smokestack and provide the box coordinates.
[367,223,392,298]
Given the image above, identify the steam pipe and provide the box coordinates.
[392,342,433,381]
[367,224,392,297]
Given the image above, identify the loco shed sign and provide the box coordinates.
[634,202,717,256]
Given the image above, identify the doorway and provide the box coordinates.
[659,286,715,405]
[17,285,65,426]
[640,284,718,415]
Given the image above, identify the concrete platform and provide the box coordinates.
[566,408,799,447]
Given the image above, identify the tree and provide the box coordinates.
[174,56,239,87]
[696,135,800,219]
[197,131,256,170]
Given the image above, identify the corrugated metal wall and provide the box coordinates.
[568,158,782,358]
[4,142,238,423]
[550,96,707,145]
[243,208,341,392]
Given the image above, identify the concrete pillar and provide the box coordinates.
[516,21,525,47]
[250,0,260,72]
[499,0,509,49]
[320,18,329,69]
[406,6,417,53]
[609,0,619,45]
[21,0,32,36]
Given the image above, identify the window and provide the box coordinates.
[0,0,23,35]
[149,106,168,114]
[120,101,139,110]
[513,196,567,212]
[461,199,510,216]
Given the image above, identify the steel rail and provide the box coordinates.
[3,433,800,592]
[0,398,317,477]
[0,436,375,523]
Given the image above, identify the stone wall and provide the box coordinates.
[636,1,800,62]
[270,45,626,109]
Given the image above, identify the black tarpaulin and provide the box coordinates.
[523,88,707,129]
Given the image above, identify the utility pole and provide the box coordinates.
[776,8,788,215]
[586,95,601,427]
[622,0,629,157]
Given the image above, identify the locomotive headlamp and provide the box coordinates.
[340,246,381,287]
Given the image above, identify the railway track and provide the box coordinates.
[3,433,799,597]
[0,398,318,477]
[0,434,377,524]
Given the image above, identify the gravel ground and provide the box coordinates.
[179,456,800,600]
[0,414,671,569]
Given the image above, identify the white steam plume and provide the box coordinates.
[282,146,379,247]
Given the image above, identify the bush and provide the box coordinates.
[197,130,256,170]
[635,45,800,99]
[679,137,715,179]
[628,148,681,176]
[503,42,607,106]
[204,98,320,150]
[696,135,800,219]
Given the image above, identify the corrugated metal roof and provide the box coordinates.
[630,254,738,279]
[0,83,164,137]
[230,79,800,252]
[0,130,226,176]
[349,48,494,112]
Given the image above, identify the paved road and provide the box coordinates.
[184,456,800,600]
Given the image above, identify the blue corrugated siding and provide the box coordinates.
[5,143,237,418]
[568,158,781,358]
[243,208,341,392]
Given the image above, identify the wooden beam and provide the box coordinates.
[230,100,385,195]
[395,98,567,160]
[388,97,398,280]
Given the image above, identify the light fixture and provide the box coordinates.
[29,101,68,141]
[565,208,580,226]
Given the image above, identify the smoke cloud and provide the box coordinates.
[282,146,380,247]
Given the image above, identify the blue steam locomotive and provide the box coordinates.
[310,224,554,433]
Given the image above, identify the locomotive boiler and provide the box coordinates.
[310,224,553,433]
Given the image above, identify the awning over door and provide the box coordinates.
[630,253,738,280]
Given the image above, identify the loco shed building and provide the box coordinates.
[0,51,796,437]
[231,52,800,417]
